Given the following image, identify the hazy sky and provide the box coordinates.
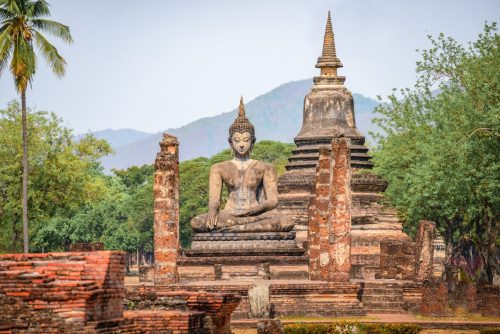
[0,0,499,133]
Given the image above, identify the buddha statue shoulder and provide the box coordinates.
[191,97,294,233]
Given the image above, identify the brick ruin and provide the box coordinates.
[138,11,498,320]
[153,134,180,285]
[308,137,352,282]
[2,11,498,334]
[0,252,240,333]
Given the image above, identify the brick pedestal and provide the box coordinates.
[154,133,180,285]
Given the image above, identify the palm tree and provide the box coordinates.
[0,0,72,253]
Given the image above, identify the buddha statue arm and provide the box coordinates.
[260,165,279,209]
[207,165,223,229]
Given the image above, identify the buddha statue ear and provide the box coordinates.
[228,138,235,157]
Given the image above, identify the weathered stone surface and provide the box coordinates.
[307,137,352,282]
[415,220,436,281]
[328,136,352,282]
[308,146,331,280]
[257,319,284,334]
[190,98,293,237]
[248,282,271,318]
[154,133,180,285]
[377,240,416,280]
[421,279,450,316]
[477,285,500,316]
[433,235,446,278]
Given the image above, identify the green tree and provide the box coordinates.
[372,23,499,283]
[0,101,111,252]
[0,0,73,252]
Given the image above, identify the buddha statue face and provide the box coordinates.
[230,131,253,157]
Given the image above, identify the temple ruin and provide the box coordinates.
[1,10,498,334]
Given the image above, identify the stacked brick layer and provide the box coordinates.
[0,252,240,333]
[0,251,125,328]
[125,285,241,332]
[153,134,180,285]
[128,281,366,319]
[308,138,352,282]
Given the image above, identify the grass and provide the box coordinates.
[278,315,380,322]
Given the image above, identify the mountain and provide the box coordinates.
[76,129,154,148]
[99,78,380,171]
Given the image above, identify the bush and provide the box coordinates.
[480,329,500,334]
[284,323,422,334]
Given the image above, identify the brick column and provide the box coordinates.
[308,147,332,280]
[415,220,436,281]
[154,134,180,285]
[328,136,352,282]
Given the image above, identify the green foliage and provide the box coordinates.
[33,166,154,253]
[480,328,500,334]
[371,23,499,282]
[0,0,73,93]
[0,101,112,252]
[284,323,421,334]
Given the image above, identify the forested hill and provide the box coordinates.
[97,78,379,171]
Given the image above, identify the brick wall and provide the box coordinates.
[377,241,416,280]
[420,279,449,316]
[0,251,125,326]
[0,252,240,333]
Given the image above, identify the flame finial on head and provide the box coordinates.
[238,95,245,117]
[229,96,255,142]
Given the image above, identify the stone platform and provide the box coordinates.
[190,231,299,251]
[178,251,308,281]
[126,280,366,319]
[125,279,431,319]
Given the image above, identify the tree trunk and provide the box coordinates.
[21,91,29,254]
[445,220,454,259]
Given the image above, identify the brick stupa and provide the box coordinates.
[278,11,409,278]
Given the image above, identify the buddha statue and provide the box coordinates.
[191,97,294,233]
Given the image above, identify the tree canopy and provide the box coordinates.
[0,101,111,251]
[371,23,499,283]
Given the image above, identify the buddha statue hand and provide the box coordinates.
[207,208,219,230]
[233,205,262,217]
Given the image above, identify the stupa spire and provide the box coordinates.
[315,11,343,74]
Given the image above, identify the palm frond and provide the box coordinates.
[2,0,22,16]
[31,18,72,43]
[0,7,15,20]
[11,34,35,92]
[27,0,50,18]
[0,30,13,73]
[34,30,65,77]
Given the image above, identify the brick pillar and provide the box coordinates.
[328,136,352,282]
[308,147,332,280]
[415,220,436,281]
[153,133,180,285]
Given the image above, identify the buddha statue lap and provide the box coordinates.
[190,97,294,234]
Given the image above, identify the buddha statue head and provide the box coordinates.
[229,97,256,157]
